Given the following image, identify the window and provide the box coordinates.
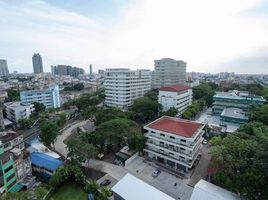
[181,139,186,142]
[6,173,15,182]
[170,136,175,140]
[160,133,165,137]
[180,147,186,151]
[4,165,13,174]
[151,131,156,134]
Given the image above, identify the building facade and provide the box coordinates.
[144,116,205,172]
[151,58,186,89]
[0,59,9,77]
[20,85,60,108]
[158,85,192,115]
[32,53,43,73]
[4,102,35,123]
[212,90,266,114]
[104,68,151,109]
[51,65,85,77]
[220,107,249,125]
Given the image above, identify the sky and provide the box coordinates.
[0,0,268,74]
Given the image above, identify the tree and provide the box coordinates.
[130,97,159,123]
[160,107,178,117]
[144,89,158,101]
[33,102,46,113]
[39,120,58,148]
[67,134,97,165]
[128,134,147,153]
[57,113,66,126]
[7,89,20,101]
[84,181,112,200]
[18,118,34,129]
[252,104,268,125]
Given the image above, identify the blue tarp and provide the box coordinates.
[30,152,63,171]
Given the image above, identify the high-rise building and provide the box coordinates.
[0,59,9,77]
[20,85,60,108]
[151,58,186,89]
[89,64,93,75]
[104,68,151,109]
[32,53,43,73]
[51,65,85,77]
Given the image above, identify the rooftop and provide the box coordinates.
[159,85,191,92]
[30,152,63,171]
[214,90,265,102]
[0,131,23,143]
[146,116,203,138]
[111,173,175,200]
[190,179,239,200]
[4,101,34,108]
[221,108,248,120]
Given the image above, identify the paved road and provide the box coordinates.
[54,120,93,157]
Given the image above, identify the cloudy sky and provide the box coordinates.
[0,0,268,74]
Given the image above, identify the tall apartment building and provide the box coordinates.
[4,102,35,123]
[158,85,192,115]
[0,59,9,77]
[20,85,60,108]
[51,65,85,77]
[151,58,186,89]
[104,68,151,109]
[32,53,43,73]
[212,90,266,114]
[144,116,205,172]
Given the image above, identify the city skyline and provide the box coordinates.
[0,0,268,74]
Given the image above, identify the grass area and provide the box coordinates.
[50,182,87,200]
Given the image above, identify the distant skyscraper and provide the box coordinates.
[0,59,9,77]
[32,53,43,73]
[90,64,93,75]
[151,58,186,89]
[51,65,85,77]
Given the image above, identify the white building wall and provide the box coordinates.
[4,102,35,122]
[104,68,151,109]
[159,89,192,113]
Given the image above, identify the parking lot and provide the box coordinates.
[125,156,193,200]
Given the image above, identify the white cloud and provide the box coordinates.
[0,0,267,73]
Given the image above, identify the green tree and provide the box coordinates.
[252,104,268,125]
[18,118,34,129]
[130,97,159,123]
[160,107,178,117]
[39,120,58,148]
[57,113,66,126]
[7,89,20,101]
[33,102,46,113]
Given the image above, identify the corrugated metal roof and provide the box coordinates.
[30,152,63,171]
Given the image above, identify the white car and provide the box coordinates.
[202,139,208,145]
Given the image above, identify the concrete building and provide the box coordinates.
[0,59,9,77]
[158,85,192,115]
[220,108,248,125]
[4,102,35,123]
[51,65,85,77]
[151,58,186,89]
[20,85,60,108]
[144,116,205,172]
[212,90,266,114]
[32,53,43,73]
[190,179,239,200]
[104,68,151,109]
[112,173,175,200]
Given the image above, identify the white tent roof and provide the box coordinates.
[190,179,240,200]
[111,173,175,200]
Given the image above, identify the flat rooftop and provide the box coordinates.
[112,173,175,200]
[221,108,248,120]
[214,90,265,102]
[146,116,203,138]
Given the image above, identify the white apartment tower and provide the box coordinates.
[152,58,186,89]
[0,59,9,77]
[104,68,151,109]
[159,85,192,115]
[144,116,205,172]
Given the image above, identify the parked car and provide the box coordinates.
[100,179,111,187]
[152,169,161,177]
[202,139,208,145]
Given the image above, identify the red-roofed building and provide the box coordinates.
[158,85,192,115]
[144,116,205,172]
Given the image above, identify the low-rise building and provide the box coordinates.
[158,85,192,115]
[4,102,35,123]
[212,90,265,114]
[111,173,175,200]
[20,85,60,108]
[190,179,239,200]
[144,116,205,172]
[220,107,248,125]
